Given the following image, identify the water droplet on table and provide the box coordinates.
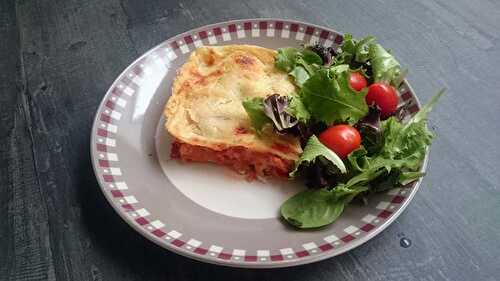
[400,237,412,248]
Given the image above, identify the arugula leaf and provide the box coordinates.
[369,43,402,86]
[242,97,271,133]
[280,185,367,228]
[290,135,346,176]
[287,95,310,122]
[301,70,368,125]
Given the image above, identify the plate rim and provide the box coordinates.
[90,17,427,268]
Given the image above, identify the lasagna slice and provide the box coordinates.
[164,45,302,179]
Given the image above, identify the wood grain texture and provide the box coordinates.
[1,0,499,280]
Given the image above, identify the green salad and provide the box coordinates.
[243,34,443,229]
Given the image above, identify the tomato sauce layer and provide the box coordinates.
[171,140,294,179]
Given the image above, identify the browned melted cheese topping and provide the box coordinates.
[164,45,302,177]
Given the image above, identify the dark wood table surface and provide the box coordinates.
[1,0,499,280]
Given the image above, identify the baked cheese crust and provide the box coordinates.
[164,45,302,161]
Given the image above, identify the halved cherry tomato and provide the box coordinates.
[349,72,367,91]
[366,83,398,118]
[319,125,361,159]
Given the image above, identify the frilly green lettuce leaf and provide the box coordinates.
[369,43,402,86]
[276,47,323,88]
[287,95,311,123]
[275,48,299,72]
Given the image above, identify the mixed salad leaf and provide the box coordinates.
[242,33,443,229]
[334,34,406,87]
[287,94,310,123]
[336,34,376,64]
[369,43,404,86]
[355,105,383,154]
[282,90,442,228]
[280,186,367,229]
[263,94,298,131]
[275,47,323,87]
[242,97,270,133]
[290,135,346,177]
[301,70,368,125]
